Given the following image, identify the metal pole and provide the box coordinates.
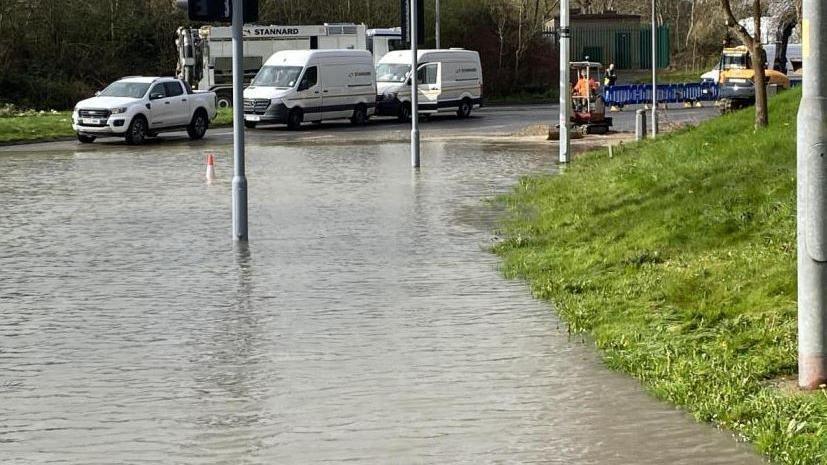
[798,0,827,389]
[435,0,441,49]
[232,0,248,241]
[635,108,647,141]
[411,0,420,168]
[651,0,658,137]
[558,0,571,164]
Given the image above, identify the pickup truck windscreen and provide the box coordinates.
[252,66,303,88]
[100,82,151,98]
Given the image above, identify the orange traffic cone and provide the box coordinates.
[205,154,216,182]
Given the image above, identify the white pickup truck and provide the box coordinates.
[72,77,217,145]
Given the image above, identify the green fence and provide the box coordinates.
[639,26,671,68]
[568,24,671,70]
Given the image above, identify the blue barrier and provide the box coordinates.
[604,82,719,106]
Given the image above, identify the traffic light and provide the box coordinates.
[175,0,259,23]
[400,0,425,46]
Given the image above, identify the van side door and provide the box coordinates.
[416,63,440,112]
[321,64,351,120]
[296,66,322,121]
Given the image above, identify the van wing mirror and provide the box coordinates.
[95,91,101,97]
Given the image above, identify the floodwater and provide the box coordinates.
[0,139,764,464]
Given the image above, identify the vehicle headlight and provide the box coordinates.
[270,98,282,105]
[110,107,128,114]
[726,78,750,85]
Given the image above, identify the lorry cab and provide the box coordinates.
[243,49,376,129]
[375,49,483,121]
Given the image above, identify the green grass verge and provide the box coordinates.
[215,108,233,126]
[0,112,75,143]
[0,108,234,145]
[494,87,827,464]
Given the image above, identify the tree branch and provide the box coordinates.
[719,0,755,48]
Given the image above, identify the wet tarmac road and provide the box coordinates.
[1,103,720,152]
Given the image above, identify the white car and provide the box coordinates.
[72,77,217,144]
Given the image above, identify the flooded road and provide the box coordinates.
[0,140,763,464]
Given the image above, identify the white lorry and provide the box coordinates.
[243,50,376,129]
[366,27,404,65]
[72,77,217,145]
[375,49,483,121]
[175,23,367,108]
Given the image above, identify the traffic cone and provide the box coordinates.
[205,154,216,182]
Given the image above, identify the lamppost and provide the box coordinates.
[797,0,827,389]
[651,0,658,137]
[435,0,441,49]
[558,0,571,164]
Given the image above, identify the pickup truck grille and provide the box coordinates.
[78,109,111,119]
[77,109,112,127]
[244,98,270,115]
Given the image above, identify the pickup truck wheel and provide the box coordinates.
[187,110,209,140]
[350,104,368,126]
[125,116,147,145]
[244,121,257,129]
[287,109,303,130]
[77,134,96,144]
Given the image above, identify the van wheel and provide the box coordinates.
[398,103,411,122]
[351,104,368,126]
[125,116,147,145]
[287,109,303,130]
[187,110,209,140]
[77,134,96,144]
[244,121,257,129]
[457,99,473,118]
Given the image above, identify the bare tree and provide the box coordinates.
[720,0,768,128]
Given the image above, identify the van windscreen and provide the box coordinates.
[252,66,304,88]
[376,63,410,82]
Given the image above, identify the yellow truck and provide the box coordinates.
[717,45,790,112]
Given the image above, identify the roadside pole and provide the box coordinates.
[798,0,827,389]
[232,0,249,241]
[411,0,420,168]
[651,0,658,137]
[558,0,570,164]
[435,0,441,49]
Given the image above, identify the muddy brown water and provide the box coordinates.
[0,140,764,463]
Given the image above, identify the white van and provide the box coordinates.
[375,49,483,121]
[243,49,376,129]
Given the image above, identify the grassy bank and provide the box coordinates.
[0,111,75,143]
[494,88,827,464]
[0,108,233,145]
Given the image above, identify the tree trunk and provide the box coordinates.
[775,20,796,72]
[752,8,768,128]
[720,0,768,129]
